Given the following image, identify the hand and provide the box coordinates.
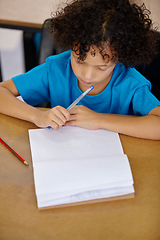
[65,105,101,130]
[34,106,70,130]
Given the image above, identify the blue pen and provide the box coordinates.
[48,85,94,129]
[67,85,94,110]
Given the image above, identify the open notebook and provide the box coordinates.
[28,126,135,209]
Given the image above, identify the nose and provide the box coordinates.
[82,67,93,81]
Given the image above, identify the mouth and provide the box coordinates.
[79,79,93,85]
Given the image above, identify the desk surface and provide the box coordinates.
[0,112,160,240]
[0,0,62,30]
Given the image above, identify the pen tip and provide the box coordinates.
[90,85,94,90]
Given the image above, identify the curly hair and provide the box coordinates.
[50,0,156,67]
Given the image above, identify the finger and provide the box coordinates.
[50,114,65,127]
[68,105,79,114]
[65,120,76,126]
[54,107,70,122]
[58,107,70,121]
[69,115,77,121]
[49,121,59,130]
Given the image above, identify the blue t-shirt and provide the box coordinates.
[13,50,160,116]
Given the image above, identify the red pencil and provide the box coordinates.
[0,137,29,166]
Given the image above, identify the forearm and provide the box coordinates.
[0,86,39,124]
[98,113,160,140]
[0,86,70,129]
[67,105,160,140]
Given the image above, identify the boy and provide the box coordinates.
[0,0,160,139]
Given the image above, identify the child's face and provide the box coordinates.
[71,46,117,94]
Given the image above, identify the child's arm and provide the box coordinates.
[66,105,160,140]
[0,79,70,130]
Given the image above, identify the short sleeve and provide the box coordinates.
[132,85,160,116]
[12,63,50,106]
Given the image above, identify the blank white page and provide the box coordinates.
[29,126,124,165]
[33,154,134,200]
[28,126,131,207]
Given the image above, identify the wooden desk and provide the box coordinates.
[0,0,62,31]
[0,112,160,240]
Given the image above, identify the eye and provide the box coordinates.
[99,67,108,71]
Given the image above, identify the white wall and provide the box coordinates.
[139,0,160,30]
[0,28,25,81]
